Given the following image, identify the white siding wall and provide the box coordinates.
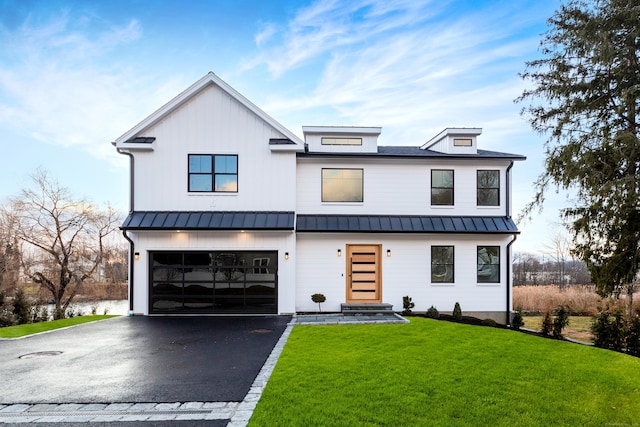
[132,84,296,211]
[296,233,512,315]
[297,158,509,216]
[129,231,296,315]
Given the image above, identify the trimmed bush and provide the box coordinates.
[511,308,525,330]
[541,311,553,336]
[553,306,570,338]
[481,318,497,327]
[402,296,415,315]
[426,305,440,319]
[311,293,326,312]
[452,302,462,321]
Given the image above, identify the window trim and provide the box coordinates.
[188,154,238,193]
[431,245,454,284]
[477,245,500,284]
[431,169,454,206]
[321,168,364,203]
[477,170,500,206]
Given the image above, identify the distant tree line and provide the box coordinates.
[513,252,591,287]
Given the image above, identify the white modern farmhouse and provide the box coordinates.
[113,72,525,323]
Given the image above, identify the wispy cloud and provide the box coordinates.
[246,0,547,148]
[0,12,182,164]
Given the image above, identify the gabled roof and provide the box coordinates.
[113,72,304,148]
[296,215,519,234]
[122,211,295,231]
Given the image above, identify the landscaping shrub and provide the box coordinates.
[402,296,415,315]
[540,311,553,336]
[511,308,525,330]
[591,308,626,352]
[12,287,32,325]
[452,302,462,321]
[553,306,570,338]
[481,318,497,327]
[627,316,640,357]
[426,305,439,319]
[311,293,326,312]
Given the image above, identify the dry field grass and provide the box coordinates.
[514,285,640,343]
[513,285,639,316]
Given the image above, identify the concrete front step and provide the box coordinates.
[341,303,394,315]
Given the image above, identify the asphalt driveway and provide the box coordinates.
[0,315,291,404]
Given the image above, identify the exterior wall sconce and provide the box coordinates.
[387,249,392,257]
[134,252,140,261]
[337,249,342,257]
[284,252,289,260]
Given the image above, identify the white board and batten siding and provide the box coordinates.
[130,231,296,315]
[296,158,511,217]
[132,84,297,212]
[296,234,512,315]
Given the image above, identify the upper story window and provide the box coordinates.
[188,154,238,193]
[321,137,362,146]
[431,246,454,283]
[453,138,472,147]
[477,246,500,283]
[322,168,363,202]
[431,170,454,206]
[477,170,499,206]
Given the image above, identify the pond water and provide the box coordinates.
[48,300,130,316]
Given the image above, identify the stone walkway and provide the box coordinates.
[0,314,407,425]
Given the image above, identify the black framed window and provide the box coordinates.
[477,170,499,206]
[431,246,454,283]
[188,154,238,192]
[431,169,454,205]
[321,168,363,202]
[477,246,500,283]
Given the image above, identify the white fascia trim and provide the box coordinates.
[420,127,482,150]
[114,72,304,147]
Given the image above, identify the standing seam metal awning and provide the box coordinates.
[296,215,519,233]
[121,211,295,230]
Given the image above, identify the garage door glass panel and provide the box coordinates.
[149,251,277,314]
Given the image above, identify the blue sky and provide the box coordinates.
[0,0,568,253]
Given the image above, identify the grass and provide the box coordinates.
[523,315,594,342]
[249,317,640,426]
[0,315,118,338]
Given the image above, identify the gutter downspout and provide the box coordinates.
[505,161,517,325]
[116,147,135,314]
[506,161,514,218]
[506,234,517,326]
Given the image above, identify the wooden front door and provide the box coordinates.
[346,244,381,303]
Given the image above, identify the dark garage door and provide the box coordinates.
[149,251,277,314]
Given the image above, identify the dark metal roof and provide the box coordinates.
[296,215,519,234]
[122,211,295,230]
[299,146,525,160]
[124,136,156,144]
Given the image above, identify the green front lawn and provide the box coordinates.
[250,317,640,426]
[0,315,118,338]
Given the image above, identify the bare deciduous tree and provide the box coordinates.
[9,170,120,319]
[0,207,21,296]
